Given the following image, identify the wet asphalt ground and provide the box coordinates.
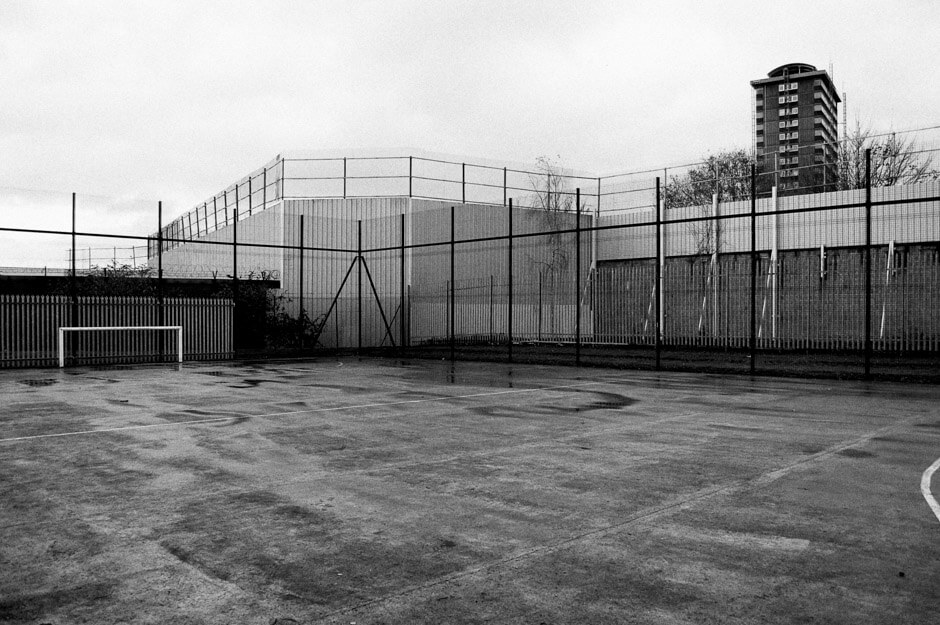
[1,358,939,624]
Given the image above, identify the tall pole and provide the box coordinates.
[575,188,581,366]
[70,192,77,320]
[400,213,406,350]
[450,205,456,362]
[409,156,413,198]
[357,219,362,356]
[461,163,466,204]
[232,187,238,356]
[70,193,77,365]
[508,198,514,362]
[655,177,662,370]
[864,148,872,378]
[299,214,305,350]
[158,201,165,362]
[749,165,757,375]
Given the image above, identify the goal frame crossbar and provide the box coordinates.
[57,326,183,368]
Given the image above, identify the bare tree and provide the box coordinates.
[663,149,754,211]
[837,122,940,189]
[664,149,755,258]
[527,155,584,275]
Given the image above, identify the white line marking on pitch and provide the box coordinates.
[921,456,940,525]
[0,379,610,444]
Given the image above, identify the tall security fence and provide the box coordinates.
[2,133,939,379]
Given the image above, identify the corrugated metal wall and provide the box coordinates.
[282,197,409,348]
[597,182,940,261]
[147,180,939,352]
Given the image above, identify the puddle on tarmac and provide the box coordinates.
[18,378,58,387]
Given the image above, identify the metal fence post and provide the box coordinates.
[343,157,347,199]
[655,177,662,370]
[865,148,872,378]
[158,200,166,362]
[503,167,507,206]
[69,193,77,365]
[575,187,581,366]
[508,198,513,362]
[461,163,466,204]
[409,156,413,198]
[538,271,543,341]
[489,274,494,338]
[299,214,305,350]
[401,213,407,350]
[232,188,238,356]
[357,219,362,356]
[450,205,456,362]
[750,164,757,375]
[70,191,77,316]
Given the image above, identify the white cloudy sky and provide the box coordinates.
[1,0,938,255]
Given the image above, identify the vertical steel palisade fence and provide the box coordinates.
[2,139,940,377]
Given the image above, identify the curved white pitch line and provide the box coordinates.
[921,456,940,525]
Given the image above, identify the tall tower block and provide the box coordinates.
[751,63,841,193]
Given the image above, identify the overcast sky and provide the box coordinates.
[2,0,939,252]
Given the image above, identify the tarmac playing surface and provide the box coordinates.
[1,358,939,624]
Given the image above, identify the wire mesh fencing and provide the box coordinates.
[2,138,940,378]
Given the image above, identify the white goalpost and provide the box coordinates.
[58,326,183,368]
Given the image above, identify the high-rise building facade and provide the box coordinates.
[751,63,840,193]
